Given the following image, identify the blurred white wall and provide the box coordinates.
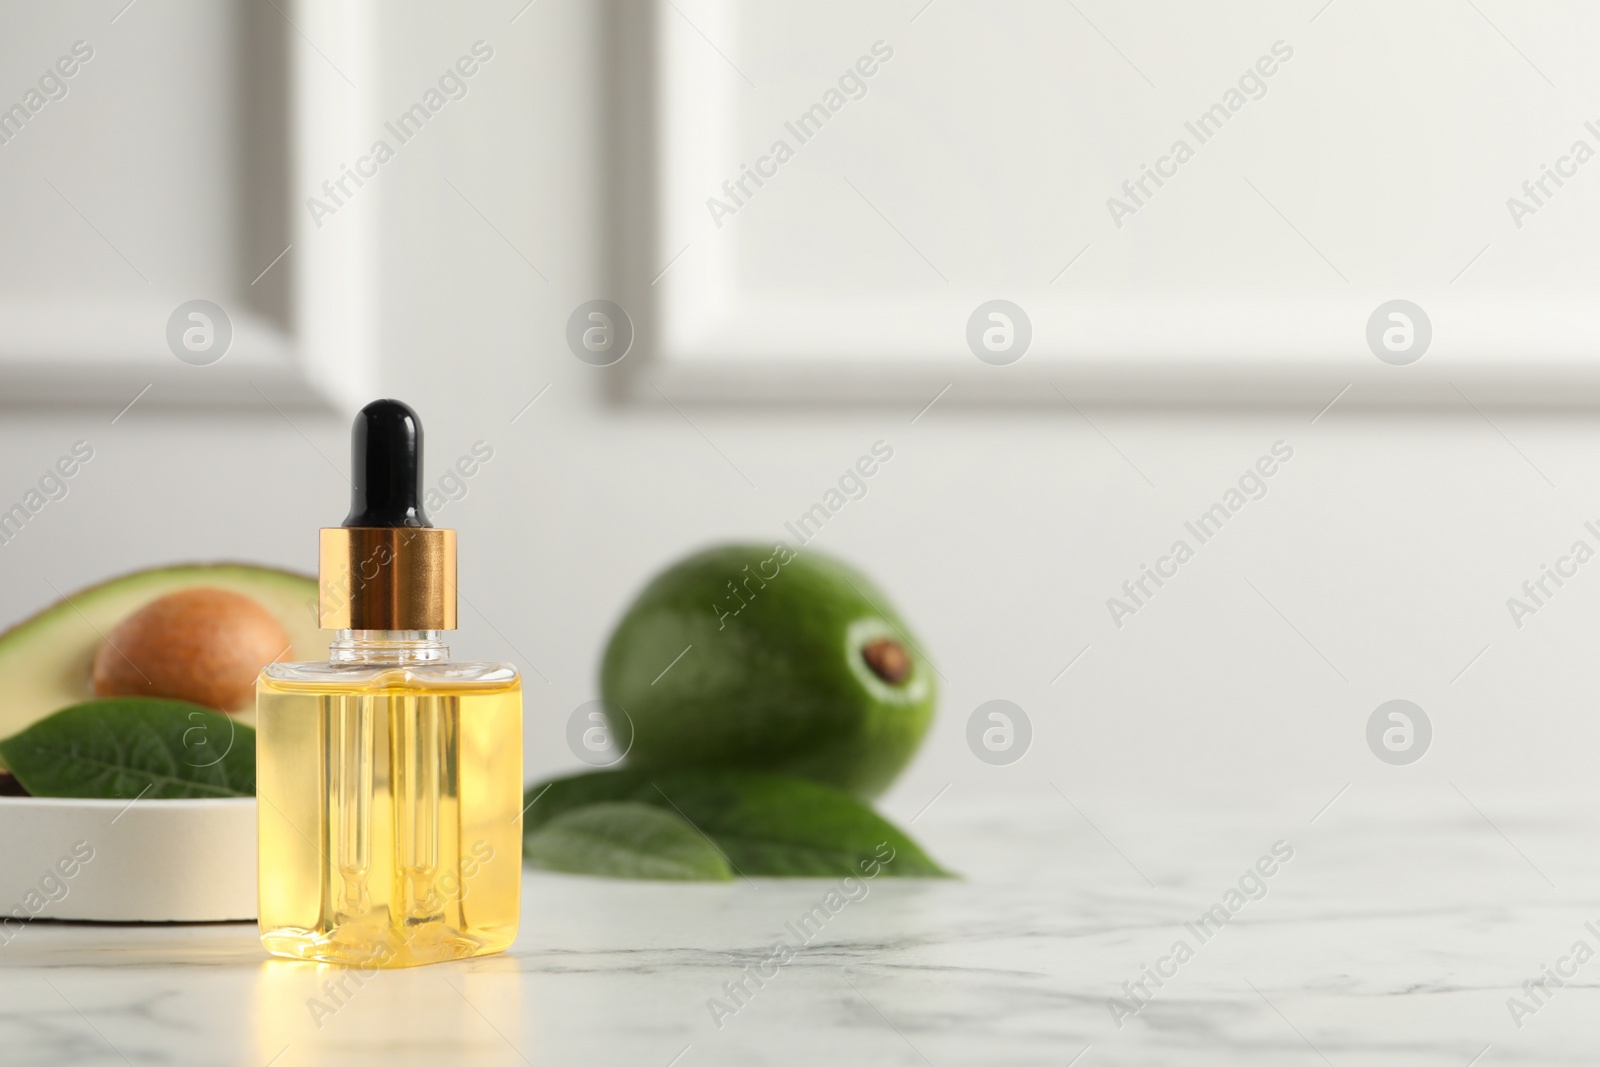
[1,1,1594,831]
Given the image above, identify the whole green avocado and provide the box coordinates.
[600,544,936,798]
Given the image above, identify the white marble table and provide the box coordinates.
[1,788,1595,1065]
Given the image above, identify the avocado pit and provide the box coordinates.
[91,587,291,713]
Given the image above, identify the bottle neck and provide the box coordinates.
[329,630,449,664]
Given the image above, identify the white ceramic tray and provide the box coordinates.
[0,796,256,923]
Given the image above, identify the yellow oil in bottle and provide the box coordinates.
[257,671,522,968]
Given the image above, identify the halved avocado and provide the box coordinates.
[0,564,326,764]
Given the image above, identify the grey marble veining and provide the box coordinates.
[1,790,1597,1065]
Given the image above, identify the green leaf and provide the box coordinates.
[0,698,255,799]
[524,801,733,881]
[521,768,949,878]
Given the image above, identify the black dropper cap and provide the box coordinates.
[343,399,431,528]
